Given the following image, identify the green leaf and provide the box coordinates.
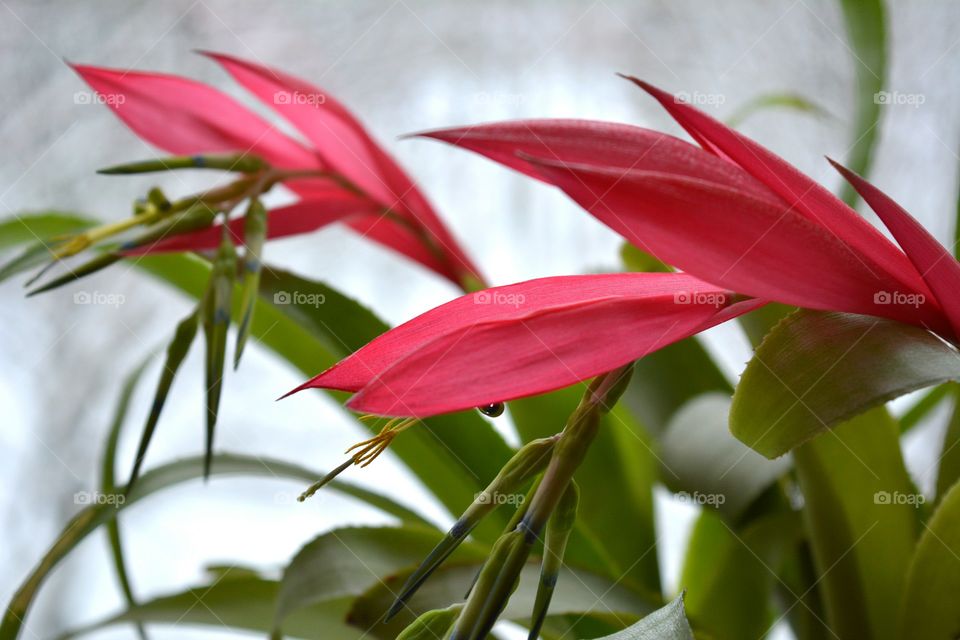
[679,509,800,640]
[6,213,517,542]
[660,393,791,518]
[731,310,960,458]
[936,387,960,499]
[837,0,886,206]
[794,408,919,640]
[589,593,693,640]
[234,198,267,368]
[348,560,651,639]
[99,360,151,640]
[737,302,795,348]
[58,574,358,639]
[726,92,829,128]
[0,453,429,640]
[201,232,236,478]
[897,478,960,639]
[128,308,199,489]
[899,383,952,434]
[0,212,93,251]
[620,243,670,273]
[273,525,486,635]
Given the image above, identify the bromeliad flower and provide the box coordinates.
[289,80,960,419]
[412,77,960,343]
[65,52,482,290]
[286,272,762,416]
[5,52,485,488]
[284,76,960,640]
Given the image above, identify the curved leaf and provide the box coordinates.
[679,510,800,640]
[898,478,960,639]
[0,454,428,640]
[273,525,487,635]
[347,560,651,639]
[58,575,357,640]
[794,408,919,640]
[837,0,886,206]
[99,360,151,640]
[731,310,960,458]
[591,593,693,640]
[725,92,829,127]
[139,253,515,542]
[660,393,791,518]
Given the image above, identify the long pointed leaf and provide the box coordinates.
[128,309,199,489]
[0,453,430,640]
[99,360,152,640]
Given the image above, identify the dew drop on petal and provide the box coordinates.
[478,402,504,418]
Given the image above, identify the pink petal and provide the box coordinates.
[285,273,757,416]
[71,64,318,170]
[414,119,779,203]
[831,159,960,340]
[524,157,951,334]
[201,52,482,286]
[124,195,378,255]
[625,77,933,303]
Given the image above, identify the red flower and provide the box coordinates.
[415,78,959,337]
[286,273,763,416]
[72,53,482,288]
[289,79,960,418]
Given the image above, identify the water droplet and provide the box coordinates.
[478,402,504,418]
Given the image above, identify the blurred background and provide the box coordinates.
[1,0,958,637]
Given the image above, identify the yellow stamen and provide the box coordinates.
[297,417,418,503]
[346,417,418,467]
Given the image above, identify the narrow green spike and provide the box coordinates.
[98,153,265,175]
[451,364,634,639]
[0,240,65,285]
[126,308,200,493]
[528,482,579,640]
[385,436,557,621]
[120,203,218,252]
[26,252,121,295]
[27,204,218,296]
[201,230,236,479]
[452,530,531,640]
[234,198,267,368]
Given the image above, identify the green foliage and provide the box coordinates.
[731,310,960,458]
